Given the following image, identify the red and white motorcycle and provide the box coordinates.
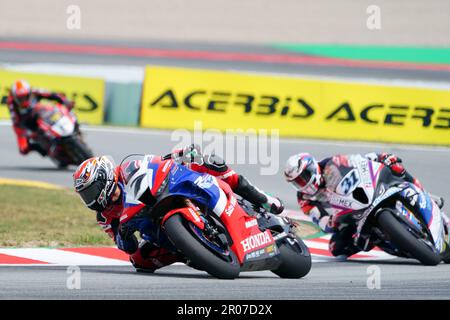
[29,102,93,167]
[118,154,312,279]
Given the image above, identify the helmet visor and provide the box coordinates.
[15,94,30,107]
[291,162,315,191]
[78,179,106,209]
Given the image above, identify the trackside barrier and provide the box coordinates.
[2,66,449,147]
[104,82,142,126]
[0,69,105,125]
[140,66,450,146]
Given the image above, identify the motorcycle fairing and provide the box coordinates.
[119,155,229,224]
[119,154,277,265]
[35,103,76,138]
[325,155,382,212]
[399,184,446,253]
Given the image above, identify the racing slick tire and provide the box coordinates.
[164,214,241,279]
[377,210,441,266]
[271,236,312,279]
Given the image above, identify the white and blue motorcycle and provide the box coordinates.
[328,155,449,265]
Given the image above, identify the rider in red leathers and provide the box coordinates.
[6,79,74,156]
[284,152,449,261]
[74,144,284,272]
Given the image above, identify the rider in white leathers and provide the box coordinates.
[284,152,450,262]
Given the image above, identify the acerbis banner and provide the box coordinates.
[140,66,450,145]
[0,70,105,125]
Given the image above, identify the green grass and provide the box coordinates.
[0,184,323,248]
[0,185,114,247]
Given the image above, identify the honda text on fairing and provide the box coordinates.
[118,154,312,279]
[327,155,447,265]
[30,102,93,167]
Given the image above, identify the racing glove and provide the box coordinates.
[309,207,335,233]
[115,224,139,254]
[172,143,204,166]
[365,152,406,176]
[379,154,406,176]
[378,153,402,167]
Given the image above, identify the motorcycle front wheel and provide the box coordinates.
[377,210,441,266]
[164,214,241,279]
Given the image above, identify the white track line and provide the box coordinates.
[0,248,130,266]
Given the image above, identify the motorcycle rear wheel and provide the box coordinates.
[377,210,441,266]
[271,236,312,279]
[164,214,241,279]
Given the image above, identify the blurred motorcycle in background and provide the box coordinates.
[28,102,93,168]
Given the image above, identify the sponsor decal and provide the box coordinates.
[188,208,201,223]
[0,69,105,124]
[224,196,237,217]
[245,219,258,229]
[162,160,172,172]
[363,187,402,217]
[264,245,275,254]
[336,169,361,195]
[240,231,273,253]
[245,249,265,260]
[194,174,215,189]
[329,195,354,209]
[140,66,450,145]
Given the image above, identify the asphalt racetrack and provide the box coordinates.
[1,262,450,300]
[1,123,450,299]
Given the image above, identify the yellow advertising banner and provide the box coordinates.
[0,70,105,125]
[140,66,450,145]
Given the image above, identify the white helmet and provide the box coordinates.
[284,153,322,195]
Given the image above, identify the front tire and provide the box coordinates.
[377,210,441,266]
[164,214,241,279]
[272,237,312,279]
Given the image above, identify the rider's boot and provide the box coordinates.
[234,175,284,215]
[130,241,180,273]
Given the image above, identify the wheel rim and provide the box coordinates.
[393,213,439,254]
[188,223,236,264]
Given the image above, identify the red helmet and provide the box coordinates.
[73,156,118,212]
[284,153,322,195]
[11,80,31,111]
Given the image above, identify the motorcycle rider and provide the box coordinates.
[73,144,284,272]
[6,79,74,156]
[284,152,450,262]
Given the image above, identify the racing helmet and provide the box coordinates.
[284,153,322,195]
[73,156,118,212]
[11,80,31,112]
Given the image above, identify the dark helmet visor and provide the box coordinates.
[291,162,315,190]
[78,179,106,210]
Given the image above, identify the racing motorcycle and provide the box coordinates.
[327,155,448,265]
[29,102,93,167]
[118,154,312,279]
